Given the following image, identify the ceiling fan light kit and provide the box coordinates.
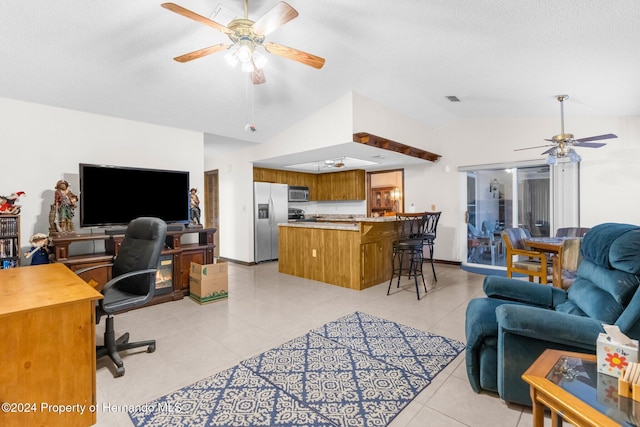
[162,1,325,85]
[516,94,617,165]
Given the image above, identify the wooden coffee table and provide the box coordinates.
[522,349,634,427]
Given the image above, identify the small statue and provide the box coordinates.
[189,188,202,227]
[25,233,51,265]
[49,180,78,233]
[0,191,25,214]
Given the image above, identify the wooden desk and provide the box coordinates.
[0,263,103,426]
[525,237,564,288]
[522,349,621,427]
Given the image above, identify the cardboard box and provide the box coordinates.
[189,261,228,304]
[597,332,639,378]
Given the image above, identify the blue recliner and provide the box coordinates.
[465,223,640,406]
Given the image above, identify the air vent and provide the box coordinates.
[445,96,461,102]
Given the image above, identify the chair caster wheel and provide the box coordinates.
[115,367,125,377]
[147,344,156,353]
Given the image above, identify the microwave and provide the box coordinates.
[288,186,309,202]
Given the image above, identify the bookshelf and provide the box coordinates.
[0,214,20,269]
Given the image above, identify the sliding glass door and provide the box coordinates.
[462,160,580,269]
[463,163,558,268]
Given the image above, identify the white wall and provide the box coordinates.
[1,97,204,260]
[9,94,634,267]
[420,116,640,261]
[207,91,640,265]
[206,92,354,262]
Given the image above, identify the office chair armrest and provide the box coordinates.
[100,268,158,294]
[74,263,114,275]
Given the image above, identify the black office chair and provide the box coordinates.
[388,212,427,300]
[78,217,167,377]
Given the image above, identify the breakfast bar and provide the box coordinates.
[278,216,398,290]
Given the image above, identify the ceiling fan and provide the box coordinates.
[515,95,617,165]
[161,1,325,85]
[324,158,345,169]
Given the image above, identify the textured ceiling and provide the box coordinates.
[2,0,640,152]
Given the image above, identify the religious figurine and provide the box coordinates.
[49,180,78,233]
[189,188,202,227]
[0,191,25,214]
[24,233,51,265]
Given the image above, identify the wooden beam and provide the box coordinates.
[352,132,441,162]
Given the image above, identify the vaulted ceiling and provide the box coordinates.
[2,1,639,151]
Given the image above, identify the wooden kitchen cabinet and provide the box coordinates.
[253,167,279,183]
[316,170,365,200]
[253,167,365,201]
[279,220,397,290]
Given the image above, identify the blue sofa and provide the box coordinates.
[465,223,640,406]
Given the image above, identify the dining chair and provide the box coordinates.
[555,227,590,238]
[502,228,548,284]
[547,238,583,290]
[467,223,496,264]
[421,211,441,282]
[388,212,427,300]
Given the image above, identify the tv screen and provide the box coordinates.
[79,163,190,227]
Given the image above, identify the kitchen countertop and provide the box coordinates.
[279,216,397,231]
[279,221,359,231]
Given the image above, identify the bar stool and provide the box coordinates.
[387,212,427,300]
[421,212,441,282]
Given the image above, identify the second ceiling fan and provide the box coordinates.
[162,0,325,84]
[516,95,617,164]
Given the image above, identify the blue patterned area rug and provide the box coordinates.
[129,312,465,427]
[310,312,466,381]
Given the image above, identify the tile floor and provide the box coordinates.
[94,262,542,427]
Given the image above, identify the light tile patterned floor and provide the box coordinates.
[94,262,544,426]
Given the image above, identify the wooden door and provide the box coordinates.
[204,170,219,257]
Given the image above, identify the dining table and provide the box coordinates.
[524,237,568,288]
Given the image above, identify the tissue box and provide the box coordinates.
[597,333,639,378]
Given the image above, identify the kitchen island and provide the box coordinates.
[278,217,398,290]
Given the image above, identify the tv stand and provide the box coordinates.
[104,227,128,235]
[50,227,217,307]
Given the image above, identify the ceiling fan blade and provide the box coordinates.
[161,3,233,35]
[173,44,229,62]
[575,133,617,143]
[541,147,557,155]
[264,42,325,69]
[514,145,551,152]
[575,142,607,148]
[252,2,299,36]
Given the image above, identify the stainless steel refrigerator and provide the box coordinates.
[254,182,288,262]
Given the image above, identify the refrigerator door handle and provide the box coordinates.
[268,196,274,227]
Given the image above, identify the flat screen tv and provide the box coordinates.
[79,163,190,227]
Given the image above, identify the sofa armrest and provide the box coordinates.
[483,275,567,308]
[496,304,604,348]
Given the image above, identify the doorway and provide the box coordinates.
[204,170,219,257]
[367,169,404,217]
